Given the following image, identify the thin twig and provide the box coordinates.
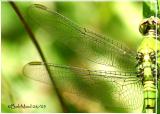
[9,2,67,112]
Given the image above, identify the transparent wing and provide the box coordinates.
[23,62,143,112]
[28,4,137,71]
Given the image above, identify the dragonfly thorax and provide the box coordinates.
[136,50,156,83]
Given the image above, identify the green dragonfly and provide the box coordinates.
[23,4,160,113]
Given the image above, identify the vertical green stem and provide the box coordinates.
[9,2,67,112]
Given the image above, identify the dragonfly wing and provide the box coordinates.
[28,4,137,71]
[23,62,143,112]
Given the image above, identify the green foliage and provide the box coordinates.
[143,0,159,18]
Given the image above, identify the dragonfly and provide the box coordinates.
[23,4,160,113]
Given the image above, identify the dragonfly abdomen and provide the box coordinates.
[143,81,156,113]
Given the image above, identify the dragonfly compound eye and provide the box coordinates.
[139,16,160,36]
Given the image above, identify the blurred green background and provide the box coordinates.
[1,1,147,113]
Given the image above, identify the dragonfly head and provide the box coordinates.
[139,16,160,38]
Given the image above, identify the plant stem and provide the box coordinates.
[9,1,67,112]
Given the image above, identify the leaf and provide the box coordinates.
[143,1,158,18]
